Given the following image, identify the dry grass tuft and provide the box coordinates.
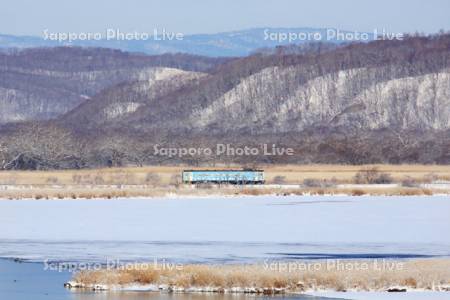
[351,189,366,196]
[72,259,450,292]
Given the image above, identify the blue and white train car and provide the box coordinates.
[182,170,264,184]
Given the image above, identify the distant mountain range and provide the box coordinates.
[0,28,376,57]
[1,34,449,169]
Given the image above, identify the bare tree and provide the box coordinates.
[3,123,82,170]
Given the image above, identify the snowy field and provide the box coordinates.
[0,195,449,263]
[309,291,450,300]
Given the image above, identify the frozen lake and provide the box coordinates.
[0,195,449,263]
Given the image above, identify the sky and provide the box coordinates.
[1,0,450,36]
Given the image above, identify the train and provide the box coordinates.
[182,169,265,185]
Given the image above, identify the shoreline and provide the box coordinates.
[64,283,450,295]
[0,184,448,200]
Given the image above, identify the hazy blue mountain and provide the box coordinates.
[0,28,375,57]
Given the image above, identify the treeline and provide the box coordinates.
[1,123,449,170]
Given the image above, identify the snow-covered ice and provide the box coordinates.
[0,195,449,263]
[309,291,450,300]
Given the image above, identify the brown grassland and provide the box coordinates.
[1,164,450,185]
[0,164,449,199]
